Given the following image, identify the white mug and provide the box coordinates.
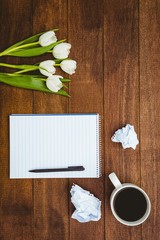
[109,172,151,226]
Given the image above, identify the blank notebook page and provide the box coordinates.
[10,114,100,178]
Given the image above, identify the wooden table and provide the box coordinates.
[0,0,159,239]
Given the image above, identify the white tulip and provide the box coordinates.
[60,60,77,75]
[46,75,63,92]
[39,60,56,77]
[52,43,71,59]
[39,31,57,47]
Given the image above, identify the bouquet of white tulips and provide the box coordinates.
[0,30,77,97]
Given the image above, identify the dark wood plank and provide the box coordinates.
[68,0,104,239]
[0,1,33,239]
[104,1,141,239]
[140,0,160,239]
[32,1,69,240]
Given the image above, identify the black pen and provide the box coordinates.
[29,166,85,173]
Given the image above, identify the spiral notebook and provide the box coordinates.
[9,114,101,178]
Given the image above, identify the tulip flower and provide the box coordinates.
[60,60,77,75]
[39,31,57,47]
[39,60,56,77]
[46,75,63,92]
[52,43,71,59]
[0,29,73,97]
[0,30,63,57]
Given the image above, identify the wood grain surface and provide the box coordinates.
[104,1,141,239]
[0,0,159,239]
[140,1,160,239]
[0,1,34,239]
[68,1,104,240]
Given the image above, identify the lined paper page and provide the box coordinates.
[10,114,100,178]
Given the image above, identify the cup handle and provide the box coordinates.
[109,172,122,189]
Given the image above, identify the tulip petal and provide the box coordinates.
[52,43,71,59]
[39,31,57,47]
[39,60,56,77]
[46,75,63,92]
[60,60,77,75]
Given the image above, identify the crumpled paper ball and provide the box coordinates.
[70,184,101,223]
[111,124,139,150]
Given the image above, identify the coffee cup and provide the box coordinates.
[109,172,151,226]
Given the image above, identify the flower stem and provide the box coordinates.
[0,41,39,56]
[0,62,39,73]
[15,67,38,74]
[63,83,68,89]
[0,63,19,69]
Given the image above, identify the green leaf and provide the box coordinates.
[2,29,58,52]
[1,33,43,55]
[7,40,65,57]
[0,73,70,97]
[61,78,71,83]
[58,89,70,97]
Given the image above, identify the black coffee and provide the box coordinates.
[114,187,147,222]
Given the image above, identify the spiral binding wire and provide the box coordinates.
[96,114,102,177]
